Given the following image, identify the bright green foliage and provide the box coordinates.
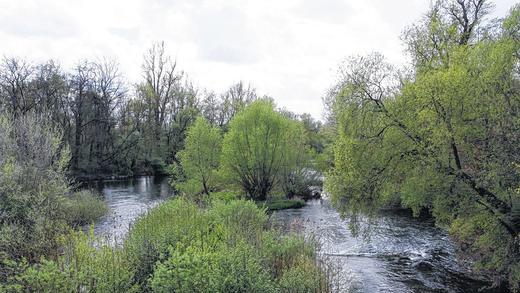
[2,229,137,293]
[175,117,222,199]
[259,199,306,211]
[150,245,218,293]
[125,198,329,292]
[278,260,323,293]
[326,3,520,289]
[221,100,308,200]
[5,199,324,292]
[123,198,202,290]
[151,243,277,293]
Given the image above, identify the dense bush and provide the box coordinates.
[0,114,108,287]
[1,230,137,293]
[0,114,70,270]
[2,193,331,292]
[260,198,306,211]
[123,198,201,290]
[64,190,108,227]
[126,198,330,292]
[151,243,277,293]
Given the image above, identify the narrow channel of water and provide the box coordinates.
[89,176,172,242]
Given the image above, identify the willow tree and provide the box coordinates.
[326,2,520,289]
[177,117,222,197]
[221,100,305,201]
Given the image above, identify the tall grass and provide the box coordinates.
[64,190,108,227]
[4,198,335,292]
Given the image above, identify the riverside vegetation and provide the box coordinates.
[0,0,519,291]
[0,105,332,292]
[324,1,520,290]
[0,59,328,291]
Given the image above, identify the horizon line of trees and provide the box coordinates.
[0,42,325,181]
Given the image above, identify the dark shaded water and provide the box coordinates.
[90,177,504,292]
[89,176,172,242]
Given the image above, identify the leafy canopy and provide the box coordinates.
[326,2,520,289]
[221,100,307,200]
[177,116,222,198]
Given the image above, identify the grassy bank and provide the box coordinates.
[259,198,306,211]
[3,198,331,292]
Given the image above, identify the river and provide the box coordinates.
[92,176,503,292]
[90,176,172,243]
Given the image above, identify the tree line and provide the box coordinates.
[324,0,519,289]
[0,42,325,180]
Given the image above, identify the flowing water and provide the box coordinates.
[90,176,172,243]
[91,177,504,292]
[272,199,504,293]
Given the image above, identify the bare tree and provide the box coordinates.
[0,58,35,117]
[444,0,493,44]
[140,41,182,154]
[218,81,257,128]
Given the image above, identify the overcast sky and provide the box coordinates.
[0,0,516,119]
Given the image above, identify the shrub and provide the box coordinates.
[260,232,315,278]
[278,259,323,293]
[209,199,268,244]
[4,230,137,293]
[212,242,277,293]
[123,199,202,290]
[147,199,330,292]
[12,259,74,292]
[210,190,240,202]
[0,114,70,267]
[151,242,277,293]
[260,199,306,211]
[150,245,218,293]
[64,190,108,227]
[2,198,331,292]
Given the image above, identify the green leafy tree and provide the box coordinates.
[326,1,520,289]
[221,100,306,201]
[176,117,222,197]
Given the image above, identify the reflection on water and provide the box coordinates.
[272,199,503,293]
[87,176,172,243]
